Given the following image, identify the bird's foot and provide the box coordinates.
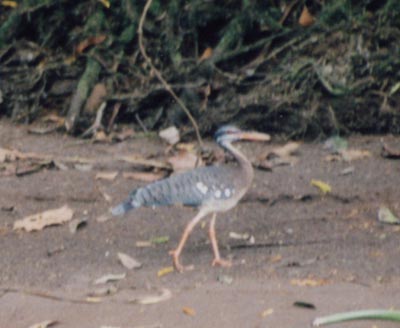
[169,250,194,273]
[212,257,232,268]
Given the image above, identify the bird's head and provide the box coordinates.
[214,125,270,145]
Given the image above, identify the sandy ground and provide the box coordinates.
[1,120,400,328]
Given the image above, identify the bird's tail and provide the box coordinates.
[111,200,134,216]
[111,190,140,216]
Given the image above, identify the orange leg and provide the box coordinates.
[169,209,207,272]
[209,213,232,268]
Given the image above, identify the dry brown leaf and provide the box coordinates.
[95,171,118,181]
[122,171,167,182]
[14,205,74,232]
[93,130,110,143]
[199,47,213,62]
[0,148,18,163]
[75,35,107,54]
[85,296,102,303]
[168,151,201,174]
[159,126,180,145]
[157,266,174,277]
[290,278,329,287]
[132,288,172,305]
[340,149,371,161]
[299,6,315,27]
[28,320,58,328]
[94,273,126,285]
[269,254,282,263]
[135,240,153,247]
[270,142,301,158]
[111,128,135,142]
[261,308,274,318]
[182,306,196,316]
[117,252,142,270]
[85,83,107,113]
[381,143,400,159]
[257,142,300,169]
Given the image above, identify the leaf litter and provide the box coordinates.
[378,207,400,225]
[94,273,126,285]
[28,320,58,328]
[117,252,142,270]
[13,205,74,232]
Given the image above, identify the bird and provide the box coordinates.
[111,125,270,272]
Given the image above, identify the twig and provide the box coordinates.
[137,0,203,148]
[80,102,106,138]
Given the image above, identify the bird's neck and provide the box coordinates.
[222,141,254,189]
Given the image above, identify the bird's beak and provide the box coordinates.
[238,131,271,142]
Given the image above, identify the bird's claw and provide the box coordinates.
[212,258,232,268]
[169,250,194,273]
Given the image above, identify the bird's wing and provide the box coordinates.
[134,165,236,208]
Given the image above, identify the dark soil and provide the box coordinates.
[1,120,400,328]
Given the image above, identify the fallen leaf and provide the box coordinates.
[122,171,166,182]
[75,35,107,54]
[340,149,371,161]
[132,288,172,305]
[257,142,300,169]
[111,128,135,142]
[182,306,196,316]
[261,308,274,318]
[28,320,58,328]
[117,252,142,269]
[299,5,315,26]
[378,207,400,224]
[270,142,300,158]
[14,205,74,232]
[381,143,400,159]
[290,278,329,287]
[159,126,180,145]
[199,47,213,62]
[340,166,355,176]
[310,179,331,194]
[95,171,118,181]
[94,273,126,285]
[151,236,170,244]
[168,151,201,173]
[157,266,174,277]
[69,218,87,234]
[0,147,19,162]
[85,297,102,303]
[135,240,153,247]
[229,231,250,240]
[93,130,110,143]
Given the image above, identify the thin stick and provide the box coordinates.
[137,0,203,147]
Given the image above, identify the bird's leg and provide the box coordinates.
[169,210,207,272]
[209,213,232,268]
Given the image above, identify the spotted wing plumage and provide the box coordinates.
[111,165,238,216]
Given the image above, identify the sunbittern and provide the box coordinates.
[112,125,270,272]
